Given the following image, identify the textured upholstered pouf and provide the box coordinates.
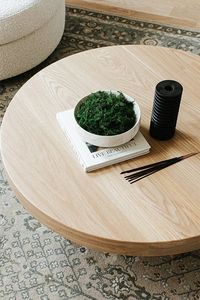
[0,0,65,80]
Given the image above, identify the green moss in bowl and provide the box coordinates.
[74,91,136,136]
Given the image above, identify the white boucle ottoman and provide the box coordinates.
[0,0,65,80]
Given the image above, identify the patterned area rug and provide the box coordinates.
[1,7,200,300]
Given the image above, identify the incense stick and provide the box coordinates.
[128,159,180,183]
[129,167,165,184]
[121,152,199,184]
[121,152,198,175]
[125,159,178,180]
[121,157,178,174]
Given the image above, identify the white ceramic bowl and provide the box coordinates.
[74,91,141,147]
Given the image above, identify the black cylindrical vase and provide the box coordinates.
[149,80,183,140]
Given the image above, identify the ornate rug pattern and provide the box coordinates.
[1,7,200,300]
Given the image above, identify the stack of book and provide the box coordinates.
[56,109,151,172]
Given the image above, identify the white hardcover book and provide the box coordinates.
[56,109,151,172]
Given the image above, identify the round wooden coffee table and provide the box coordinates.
[1,45,200,256]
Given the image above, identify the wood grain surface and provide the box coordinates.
[67,0,200,29]
[1,45,200,256]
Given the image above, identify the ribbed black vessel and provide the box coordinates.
[149,80,183,140]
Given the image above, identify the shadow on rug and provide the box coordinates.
[0,6,200,300]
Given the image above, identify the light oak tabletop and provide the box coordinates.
[1,45,200,256]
